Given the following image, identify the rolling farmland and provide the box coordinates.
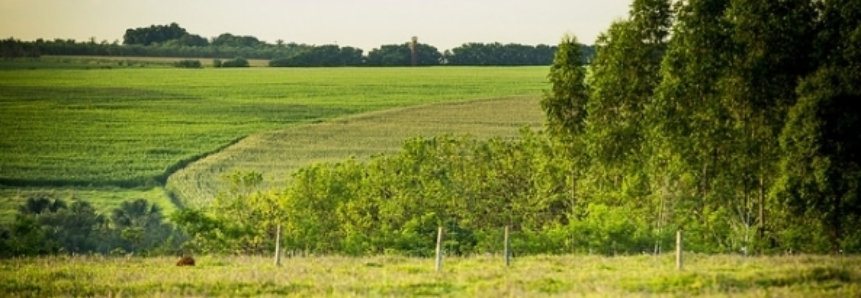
[0,64,548,217]
[168,96,545,207]
[1,60,858,298]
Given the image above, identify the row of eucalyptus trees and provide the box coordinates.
[542,0,860,254]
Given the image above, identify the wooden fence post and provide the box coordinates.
[435,226,444,272]
[504,226,511,267]
[274,224,282,267]
[676,230,683,271]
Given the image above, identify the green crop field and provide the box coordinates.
[0,66,546,186]
[1,254,858,297]
[0,65,548,220]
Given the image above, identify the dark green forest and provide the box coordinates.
[1,22,593,66]
[2,0,860,257]
[0,196,180,257]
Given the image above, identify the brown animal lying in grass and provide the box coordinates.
[176,256,195,266]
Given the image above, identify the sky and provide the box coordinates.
[0,0,632,51]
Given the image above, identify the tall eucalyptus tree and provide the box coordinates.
[582,0,672,250]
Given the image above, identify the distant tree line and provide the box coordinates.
[123,22,193,46]
[269,45,364,67]
[444,42,563,66]
[1,23,595,66]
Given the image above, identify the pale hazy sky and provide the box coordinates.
[0,0,632,51]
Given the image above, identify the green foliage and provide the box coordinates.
[1,37,41,58]
[172,59,201,68]
[170,208,233,254]
[773,67,861,252]
[575,0,672,255]
[566,204,652,255]
[123,22,188,46]
[0,196,181,258]
[365,43,442,66]
[219,57,249,68]
[444,42,586,66]
[211,33,260,48]
[193,131,653,256]
[1,214,57,257]
[17,196,67,215]
[540,34,588,139]
[110,198,178,254]
[269,45,363,67]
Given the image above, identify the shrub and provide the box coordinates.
[212,59,222,68]
[220,57,249,68]
[173,60,202,68]
[268,57,296,67]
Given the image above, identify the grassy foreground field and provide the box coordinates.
[1,254,857,297]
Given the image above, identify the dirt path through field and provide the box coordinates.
[166,96,544,206]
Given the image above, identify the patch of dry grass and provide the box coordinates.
[1,254,857,297]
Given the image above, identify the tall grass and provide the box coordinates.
[1,254,857,297]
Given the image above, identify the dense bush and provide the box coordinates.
[269,45,363,67]
[173,131,669,256]
[268,57,291,67]
[219,57,249,68]
[172,59,201,68]
[0,196,183,258]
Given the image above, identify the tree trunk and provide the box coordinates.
[758,175,765,253]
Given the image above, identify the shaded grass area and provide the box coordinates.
[0,254,857,297]
[168,96,545,206]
